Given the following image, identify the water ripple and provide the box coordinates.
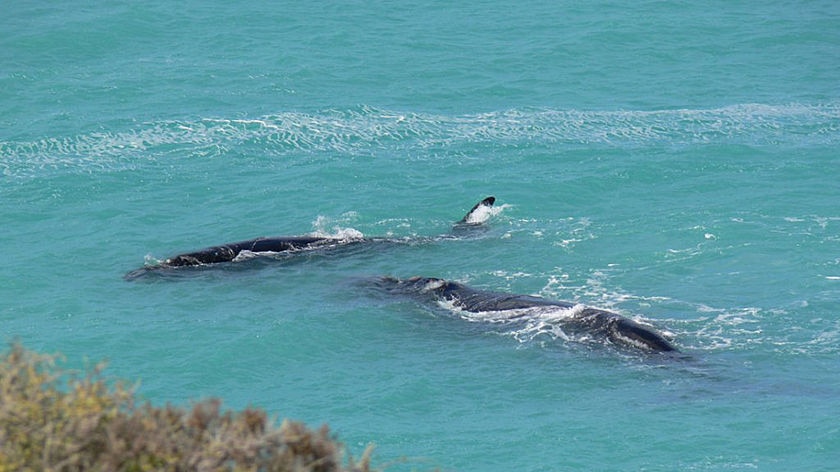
[2,102,838,180]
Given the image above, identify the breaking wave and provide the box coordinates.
[3,102,838,180]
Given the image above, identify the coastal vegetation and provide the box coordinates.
[0,343,372,472]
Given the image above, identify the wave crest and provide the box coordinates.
[3,103,838,180]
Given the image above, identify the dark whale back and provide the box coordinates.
[573,308,678,352]
[610,317,678,352]
[126,197,496,279]
[164,236,331,267]
[378,276,678,353]
[438,280,575,312]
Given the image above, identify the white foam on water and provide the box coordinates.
[308,214,365,240]
[4,103,838,180]
[435,298,608,346]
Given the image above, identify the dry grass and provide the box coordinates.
[0,343,373,472]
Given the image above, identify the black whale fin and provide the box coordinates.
[457,196,496,225]
[124,266,153,281]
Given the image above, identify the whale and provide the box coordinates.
[125,197,496,280]
[374,276,679,353]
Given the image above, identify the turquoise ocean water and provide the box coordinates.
[3,1,839,470]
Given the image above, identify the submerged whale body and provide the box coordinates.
[375,276,679,353]
[125,197,496,279]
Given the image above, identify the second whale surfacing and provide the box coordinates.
[125,197,496,280]
[374,276,679,353]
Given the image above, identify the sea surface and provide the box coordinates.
[2,1,839,470]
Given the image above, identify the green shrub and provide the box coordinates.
[0,343,372,472]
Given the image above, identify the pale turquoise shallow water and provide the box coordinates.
[2,1,840,470]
